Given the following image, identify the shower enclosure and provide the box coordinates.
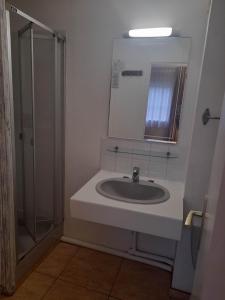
[6,4,65,264]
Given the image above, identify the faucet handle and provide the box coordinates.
[132,166,140,183]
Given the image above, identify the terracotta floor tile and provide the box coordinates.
[111,259,171,300]
[3,245,174,300]
[59,247,122,294]
[43,279,108,300]
[36,242,79,278]
[5,272,54,300]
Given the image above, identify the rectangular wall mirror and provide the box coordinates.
[108,37,191,143]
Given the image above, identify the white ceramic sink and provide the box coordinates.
[96,178,170,204]
[70,170,184,240]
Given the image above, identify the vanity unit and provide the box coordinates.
[71,170,184,241]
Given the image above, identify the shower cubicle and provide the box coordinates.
[6,3,65,266]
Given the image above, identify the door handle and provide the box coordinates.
[185,210,203,227]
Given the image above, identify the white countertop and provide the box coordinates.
[70,170,184,240]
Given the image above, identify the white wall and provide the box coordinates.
[11,0,210,292]
[185,0,225,215]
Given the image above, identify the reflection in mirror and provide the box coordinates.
[145,65,187,142]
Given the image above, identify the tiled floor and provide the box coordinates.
[2,242,179,300]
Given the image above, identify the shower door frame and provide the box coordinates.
[18,22,37,242]
[5,2,66,263]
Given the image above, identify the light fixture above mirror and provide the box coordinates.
[128,27,173,38]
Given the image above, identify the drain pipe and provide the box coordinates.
[128,232,174,270]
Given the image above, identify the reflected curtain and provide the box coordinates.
[145,66,186,141]
[146,67,177,128]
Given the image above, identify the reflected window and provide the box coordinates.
[145,65,187,142]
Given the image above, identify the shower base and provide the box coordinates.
[17,220,54,260]
[17,225,35,260]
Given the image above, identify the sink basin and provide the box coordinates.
[96,178,170,204]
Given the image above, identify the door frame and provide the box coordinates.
[191,93,225,299]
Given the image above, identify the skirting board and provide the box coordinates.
[61,236,172,271]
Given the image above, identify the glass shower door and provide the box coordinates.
[33,30,55,240]
[19,24,36,241]
[9,5,65,261]
[18,24,64,245]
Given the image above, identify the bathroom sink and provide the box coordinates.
[96,178,170,204]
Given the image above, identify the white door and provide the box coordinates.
[191,95,225,300]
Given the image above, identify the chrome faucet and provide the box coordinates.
[132,166,140,183]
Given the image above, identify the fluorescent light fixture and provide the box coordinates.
[128,27,173,38]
